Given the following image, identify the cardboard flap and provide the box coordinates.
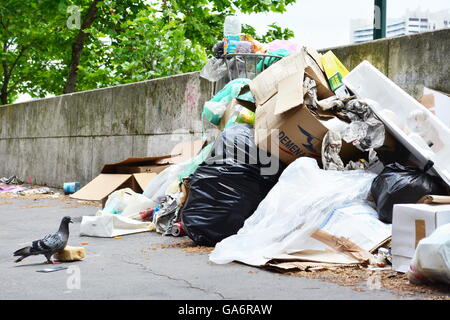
[101,139,206,173]
[274,73,304,115]
[169,139,206,164]
[70,174,132,201]
[305,46,325,71]
[249,49,307,106]
[419,93,435,109]
[133,172,158,190]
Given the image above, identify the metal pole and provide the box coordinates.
[373,0,387,40]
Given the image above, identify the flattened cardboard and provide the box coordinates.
[70,174,132,201]
[271,250,359,264]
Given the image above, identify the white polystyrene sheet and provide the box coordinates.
[209,157,376,266]
[343,61,450,186]
[80,213,155,238]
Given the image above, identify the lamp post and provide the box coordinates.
[373,0,387,40]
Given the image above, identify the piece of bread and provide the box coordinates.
[54,246,86,261]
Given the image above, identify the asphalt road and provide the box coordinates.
[0,194,444,300]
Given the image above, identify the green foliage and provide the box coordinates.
[0,0,297,104]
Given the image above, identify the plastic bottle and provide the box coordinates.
[223,16,241,37]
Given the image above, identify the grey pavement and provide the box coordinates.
[0,195,444,300]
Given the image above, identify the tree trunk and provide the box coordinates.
[63,0,101,94]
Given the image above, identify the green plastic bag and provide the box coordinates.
[256,48,291,72]
[210,78,251,104]
[177,143,213,181]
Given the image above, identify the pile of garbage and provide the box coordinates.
[69,17,450,288]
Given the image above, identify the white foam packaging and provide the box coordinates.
[343,61,450,186]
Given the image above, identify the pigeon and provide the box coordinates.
[13,216,73,264]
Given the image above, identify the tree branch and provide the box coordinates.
[63,0,101,94]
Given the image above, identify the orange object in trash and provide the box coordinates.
[81,242,89,245]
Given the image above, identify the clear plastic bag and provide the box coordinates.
[209,157,376,266]
[199,57,228,82]
[143,162,190,203]
[101,188,154,220]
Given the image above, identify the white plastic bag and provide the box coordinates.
[209,157,376,266]
[102,188,154,220]
[143,162,189,202]
[408,223,450,285]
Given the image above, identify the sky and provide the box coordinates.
[238,0,450,49]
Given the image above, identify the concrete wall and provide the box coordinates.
[0,72,214,187]
[322,29,450,98]
[0,29,449,187]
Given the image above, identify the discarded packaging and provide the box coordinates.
[343,60,450,186]
[54,246,86,262]
[63,182,80,195]
[79,213,155,238]
[181,123,285,246]
[320,50,349,92]
[36,266,68,273]
[392,203,450,273]
[407,223,450,285]
[101,188,154,220]
[71,140,206,206]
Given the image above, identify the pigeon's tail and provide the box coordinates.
[13,246,31,262]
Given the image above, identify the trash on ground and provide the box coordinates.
[181,123,285,247]
[344,60,450,186]
[36,266,68,273]
[392,202,450,273]
[16,187,58,196]
[0,186,26,193]
[407,223,450,285]
[371,161,448,223]
[79,212,155,238]
[54,246,86,262]
[63,182,80,195]
[71,139,206,206]
[209,157,376,266]
[0,175,24,185]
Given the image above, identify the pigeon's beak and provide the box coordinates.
[69,219,74,224]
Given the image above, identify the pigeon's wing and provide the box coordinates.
[31,232,64,253]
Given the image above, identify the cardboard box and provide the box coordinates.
[391,203,450,273]
[71,140,206,206]
[250,47,360,164]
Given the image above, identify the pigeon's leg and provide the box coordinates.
[44,253,61,264]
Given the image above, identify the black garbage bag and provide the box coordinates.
[371,161,448,223]
[180,123,285,246]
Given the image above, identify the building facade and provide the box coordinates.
[350,9,450,44]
